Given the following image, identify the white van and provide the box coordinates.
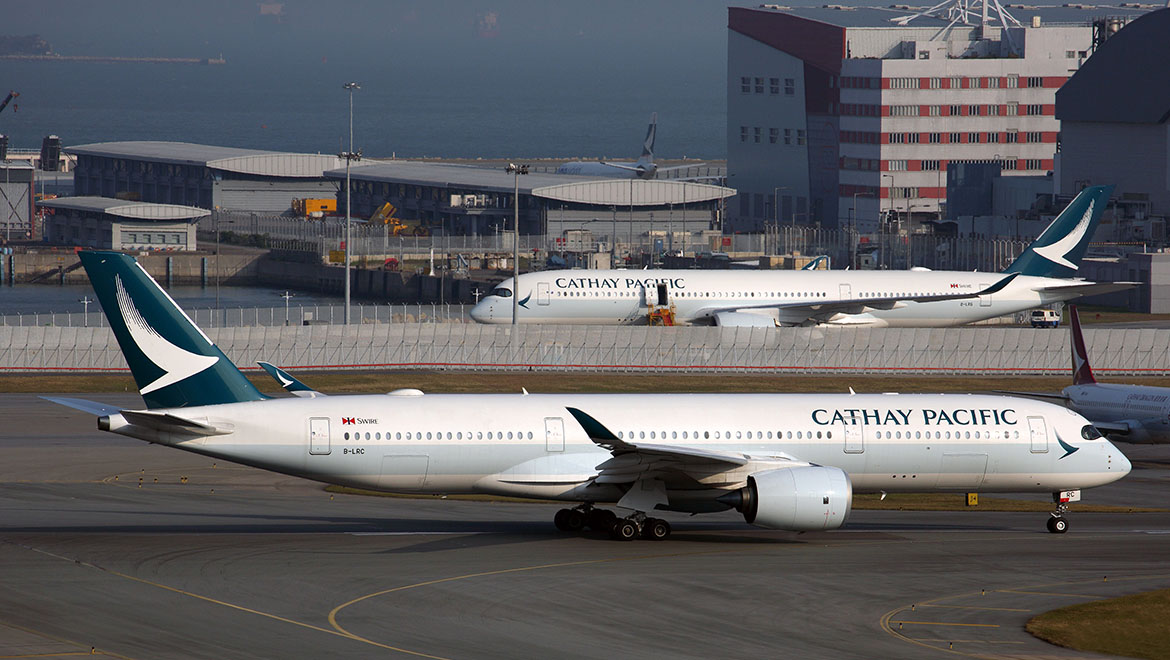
[1030,309,1061,328]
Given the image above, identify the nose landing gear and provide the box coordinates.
[1046,490,1079,534]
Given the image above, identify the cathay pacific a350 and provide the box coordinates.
[45,251,1129,538]
[471,185,1131,327]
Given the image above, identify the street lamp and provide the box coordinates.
[280,290,294,326]
[341,81,362,325]
[505,162,528,325]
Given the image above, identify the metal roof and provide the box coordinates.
[533,180,734,206]
[66,141,345,178]
[328,160,733,206]
[38,196,210,221]
[745,3,1156,29]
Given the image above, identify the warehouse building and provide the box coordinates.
[1056,8,1170,242]
[327,161,734,239]
[68,141,344,214]
[39,196,206,251]
[0,160,34,242]
[727,1,1154,233]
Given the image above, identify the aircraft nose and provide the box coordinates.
[1113,446,1132,477]
[470,302,489,323]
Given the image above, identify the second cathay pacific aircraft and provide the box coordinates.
[46,251,1129,538]
[554,113,704,180]
[471,186,1131,327]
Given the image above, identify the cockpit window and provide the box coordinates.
[1081,425,1103,440]
[490,287,513,298]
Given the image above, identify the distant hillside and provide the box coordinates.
[0,35,52,56]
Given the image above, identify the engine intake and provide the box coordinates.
[720,466,852,531]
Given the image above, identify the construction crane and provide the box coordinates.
[0,91,18,115]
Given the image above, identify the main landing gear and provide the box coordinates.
[553,505,671,541]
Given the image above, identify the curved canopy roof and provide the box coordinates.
[38,196,210,221]
[68,141,345,178]
[532,179,733,206]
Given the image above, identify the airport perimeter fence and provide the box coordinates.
[0,304,473,329]
[4,323,1170,377]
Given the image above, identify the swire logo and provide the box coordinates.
[342,417,356,425]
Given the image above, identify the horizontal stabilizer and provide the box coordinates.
[41,396,122,417]
[1033,281,1138,297]
[120,409,230,436]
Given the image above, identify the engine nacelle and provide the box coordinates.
[722,466,852,531]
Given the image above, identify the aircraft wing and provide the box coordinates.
[993,390,1070,401]
[1090,420,1132,435]
[597,161,643,173]
[258,361,324,398]
[700,272,1019,326]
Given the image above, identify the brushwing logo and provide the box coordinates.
[115,274,218,395]
[518,292,531,309]
[274,370,294,387]
[1056,434,1080,459]
[1033,199,1095,271]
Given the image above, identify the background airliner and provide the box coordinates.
[471,186,1132,327]
[554,113,704,180]
[1045,306,1170,444]
[46,251,1128,537]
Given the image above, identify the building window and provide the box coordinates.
[755,77,764,93]
[890,187,918,199]
[769,77,779,94]
[1025,131,1042,142]
[988,132,1000,143]
[928,105,941,116]
[918,50,930,60]
[889,133,905,144]
[740,126,748,143]
[928,133,942,143]
[1026,104,1044,115]
[969,132,981,143]
[966,77,980,88]
[1027,76,1043,88]
[922,160,941,171]
[796,129,806,145]
[785,78,795,95]
[949,104,961,116]
[1006,102,1018,116]
[889,105,919,116]
[754,127,762,143]
[888,160,908,171]
[907,133,920,143]
[1005,130,1019,143]
[769,127,779,144]
[968,104,981,116]
[741,76,751,93]
[1002,159,1018,170]
[1025,159,1044,170]
[1007,74,1019,88]
[949,76,961,89]
[950,132,962,143]
[890,77,919,89]
[988,105,1000,116]
[929,77,941,89]
[1066,50,1076,58]
[784,128,792,145]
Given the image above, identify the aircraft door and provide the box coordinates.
[978,282,992,307]
[656,282,669,306]
[843,423,864,454]
[309,417,330,455]
[1028,416,1049,453]
[537,282,551,306]
[839,283,851,300]
[544,417,565,452]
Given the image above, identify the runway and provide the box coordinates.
[3,393,1170,660]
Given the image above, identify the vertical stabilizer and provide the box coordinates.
[79,251,267,409]
[637,112,658,165]
[1003,185,1113,278]
[1069,305,1097,385]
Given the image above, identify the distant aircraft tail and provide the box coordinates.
[79,251,267,409]
[1002,185,1113,278]
[636,112,657,165]
[1068,305,1097,385]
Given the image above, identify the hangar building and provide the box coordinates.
[67,142,345,213]
[39,196,207,251]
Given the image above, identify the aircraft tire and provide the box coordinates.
[610,519,639,541]
[1047,516,1068,534]
[587,509,617,531]
[643,518,671,541]
[554,509,572,531]
[564,508,586,531]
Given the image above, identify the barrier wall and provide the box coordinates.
[3,324,1168,376]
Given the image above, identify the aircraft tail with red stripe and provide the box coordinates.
[1069,305,1097,385]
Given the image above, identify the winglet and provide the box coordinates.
[978,272,1019,296]
[565,407,626,450]
[1068,305,1097,385]
[257,361,323,397]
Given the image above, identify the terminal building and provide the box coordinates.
[67,142,345,213]
[726,1,1153,233]
[39,196,207,251]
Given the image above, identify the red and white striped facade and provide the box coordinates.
[728,6,1093,233]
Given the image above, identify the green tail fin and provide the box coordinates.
[79,251,267,409]
[1003,185,1113,278]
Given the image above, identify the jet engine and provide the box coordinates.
[719,466,852,531]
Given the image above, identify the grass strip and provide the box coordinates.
[1027,588,1170,660]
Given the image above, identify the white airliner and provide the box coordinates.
[45,251,1128,537]
[471,186,1132,327]
[554,113,704,180]
[1045,306,1170,444]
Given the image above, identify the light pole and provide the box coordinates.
[280,290,294,326]
[505,163,528,325]
[79,295,93,327]
[341,81,361,325]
